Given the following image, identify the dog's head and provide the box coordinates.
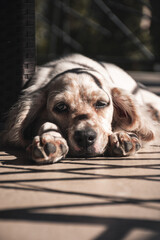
[46,68,144,157]
[47,71,113,156]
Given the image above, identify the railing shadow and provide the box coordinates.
[0,146,160,183]
[0,146,160,239]
[0,204,160,240]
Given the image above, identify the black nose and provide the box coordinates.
[74,128,97,148]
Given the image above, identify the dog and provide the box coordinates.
[2,54,160,164]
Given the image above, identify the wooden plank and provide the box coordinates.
[0,145,160,240]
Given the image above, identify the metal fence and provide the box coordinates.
[36,0,160,70]
[0,0,160,122]
[0,0,35,122]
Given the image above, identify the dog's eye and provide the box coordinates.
[53,102,69,113]
[95,100,109,109]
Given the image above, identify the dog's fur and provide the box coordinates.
[2,54,160,164]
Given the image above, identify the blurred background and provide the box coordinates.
[1,0,160,123]
[36,0,160,71]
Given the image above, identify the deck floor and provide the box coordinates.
[0,145,160,240]
[0,71,160,240]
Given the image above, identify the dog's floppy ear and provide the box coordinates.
[111,87,139,129]
[2,90,46,147]
[111,87,154,141]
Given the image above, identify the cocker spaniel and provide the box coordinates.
[2,54,160,164]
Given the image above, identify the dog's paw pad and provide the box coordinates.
[33,147,44,159]
[27,136,69,164]
[113,145,123,156]
[108,132,141,157]
[135,142,141,151]
[60,143,68,154]
[124,141,133,153]
[44,142,56,155]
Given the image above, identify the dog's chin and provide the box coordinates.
[69,145,105,158]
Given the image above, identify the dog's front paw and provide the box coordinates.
[107,132,141,157]
[27,135,69,164]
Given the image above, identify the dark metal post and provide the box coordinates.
[0,0,35,122]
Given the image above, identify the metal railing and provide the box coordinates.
[36,0,160,70]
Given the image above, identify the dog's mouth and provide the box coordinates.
[69,149,102,158]
[68,129,108,157]
[69,145,99,157]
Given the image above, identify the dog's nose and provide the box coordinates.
[74,128,97,148]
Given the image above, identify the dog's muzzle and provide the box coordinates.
[73,127,97,149]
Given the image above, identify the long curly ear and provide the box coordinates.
[111,87,154,142]
[2,90,46,147]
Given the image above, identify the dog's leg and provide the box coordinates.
[27,122,69,164]
[107,132,141,157]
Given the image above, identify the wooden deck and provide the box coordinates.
[0,71,160,240]
[0,145,160,240]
